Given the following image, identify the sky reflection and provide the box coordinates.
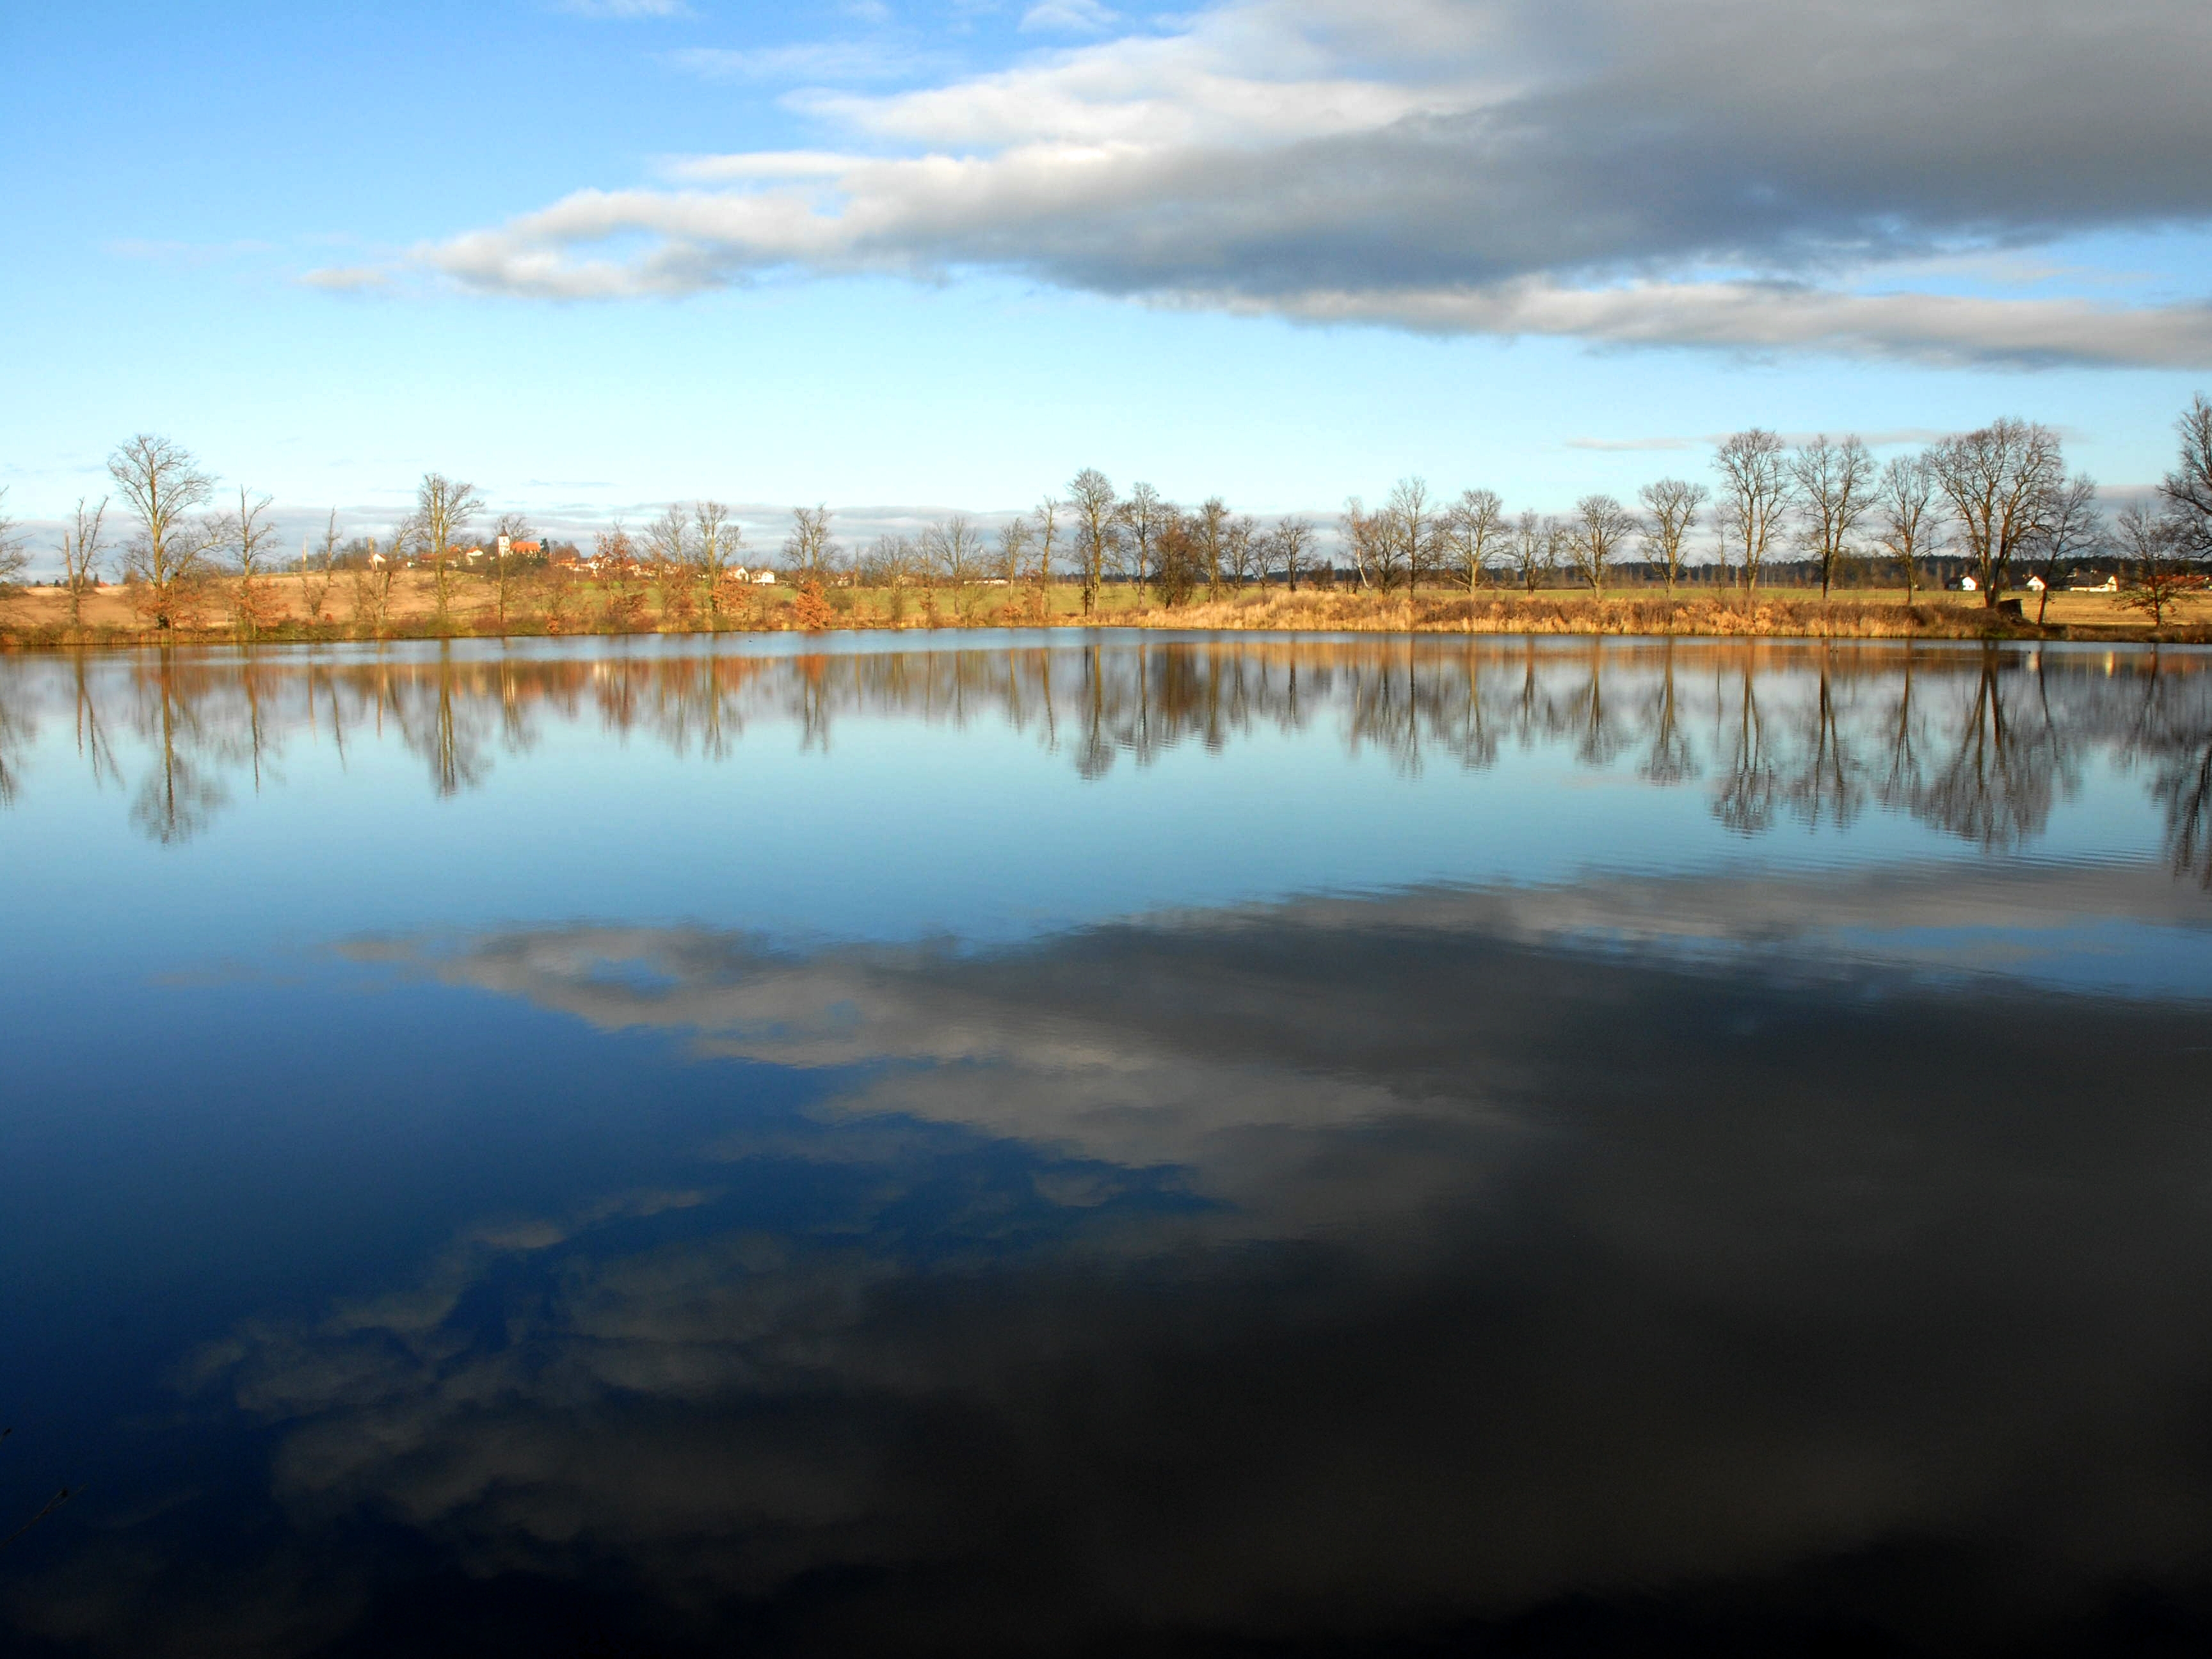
[3,637,2211,1655]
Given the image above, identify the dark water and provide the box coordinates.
[3,633,2211,1657]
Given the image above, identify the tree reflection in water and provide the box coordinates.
[124,652,232,844]
[2128,654,2212,888]
[3,637,2209,874]
[7,636,2212,1656]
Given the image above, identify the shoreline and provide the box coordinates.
[6,579,2209,650]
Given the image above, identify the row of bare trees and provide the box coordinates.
[840,486,1326,617]
[781,402,2211,614]
[1329,401,2210,613]
[582,477,1333,621]
[42,435,767,636]
[10,437,515,636]
[13,400,2209,635]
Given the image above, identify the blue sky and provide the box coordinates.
[6,0,2211,556]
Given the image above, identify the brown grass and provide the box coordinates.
[4,573,2208,648]
[1138,586,2211,641]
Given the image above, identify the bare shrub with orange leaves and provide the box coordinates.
[712,572,758,627]
[129,575,209,633]
[790,580,836,631]
[229,573,288,637]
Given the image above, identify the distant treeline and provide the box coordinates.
[3,399,2208,634]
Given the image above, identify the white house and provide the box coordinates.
[2025,575,2046,592]
[753,570,778,584]
[1957,574,1978,591]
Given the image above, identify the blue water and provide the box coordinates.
[2,634,2210,1656]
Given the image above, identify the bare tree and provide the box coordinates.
[1445,488,1506,598]
[384,510,422,575]
[1032,496,1061,600]
[484,509,536,631]
[783,504,838,584]
[595,520,645,629]
[300,509,339,623]
[108,434,215,628]
[1503,510,1555,592]
[1930,419,2063,608]
[351,533,399,633]
[221,487,280,578]
[1340,497,1371,589]
[634,503,689,626]
[1569,493,1638,593]
[1872,453,1946,602]
[0,486,35,610]
[209,486,284,637]
[1120,481,1167,604]
[1636,479,1705,594]
[1155,511,1203,605]
[1544,516,1573,587]
[1790,435,1875,598]
[693,502,741,625]
[642,502,687,572]
[2023,474,2104,625]
[2160,392,2212,563]
[863,533,920,621]
[1246,520,1279,587]
[1341,496,1400,591]
[1388,476,1436,593]
[0,489,24,598]
[860,532,913,587]
[994,515,1035,588]
[1712,428,1793,589]
[1224,515,1262,588]
[413,472,485,624]
[2115,499,2189,627]
[1195,496,1230,598]
[58,498,109,628]
[1066,469,1118,616]
[923,513,987,617]
[1270,516,1315,591]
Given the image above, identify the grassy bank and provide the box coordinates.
[1129,587,2212,641]
[5,572,2208,648]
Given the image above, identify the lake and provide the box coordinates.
[3,632,2211,1656]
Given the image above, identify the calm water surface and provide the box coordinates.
[3,632,2211,1656]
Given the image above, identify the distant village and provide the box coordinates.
[358,535,780,586]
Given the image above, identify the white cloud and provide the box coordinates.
[379,0,2212,367]
[1563,436,1701,453]
[1218,282,2212,369]
[298,266,392,294]
[1566,428,1952,453]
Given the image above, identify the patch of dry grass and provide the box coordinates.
[1126,586,2212,643]
[5,575,2208,648]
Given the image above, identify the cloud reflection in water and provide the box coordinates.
[8,636,2212,1655]
[104,867,2212,1655]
